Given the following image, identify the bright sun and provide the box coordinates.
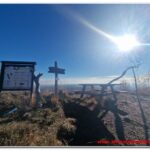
[113,34,140,53]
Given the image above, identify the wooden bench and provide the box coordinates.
[79,83,125,98]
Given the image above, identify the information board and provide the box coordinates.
[0,61,36,91]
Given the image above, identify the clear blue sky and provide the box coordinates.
[0,4,150,82]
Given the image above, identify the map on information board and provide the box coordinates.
[2,66,33,90]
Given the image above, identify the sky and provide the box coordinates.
[0,4,150,84]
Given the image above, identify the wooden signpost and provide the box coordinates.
[48,61,65,96]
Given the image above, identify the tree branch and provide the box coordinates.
[108,64,140,85]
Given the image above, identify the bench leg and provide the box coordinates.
[110,85,118,103]
[80,85,86,99]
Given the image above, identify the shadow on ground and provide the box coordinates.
[62,100,115,146]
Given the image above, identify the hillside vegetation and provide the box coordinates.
[0,90,150,146]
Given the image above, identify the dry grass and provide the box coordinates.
[1,89,150,146]
[0,92,76,146]
[0,121,63,146]
[0,109,76,146]
[57,118,76,144]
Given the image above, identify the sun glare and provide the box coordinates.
[113,34,140,53]
[62,9,141,53]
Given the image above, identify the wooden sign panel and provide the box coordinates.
[0,61,36,91]
[48,67,65,74]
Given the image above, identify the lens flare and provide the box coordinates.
[70,12,140,52]
[56,6,150,52]
[112,34,140,52]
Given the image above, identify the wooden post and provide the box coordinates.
[34,73,43,94]
[80,85,86,98]
[32,73,43,107]
[54,61,58,96]
[48,61,65,97]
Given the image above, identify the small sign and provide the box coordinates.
[0,61,36,91]
[48,67,65,74]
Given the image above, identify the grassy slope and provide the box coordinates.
[0,90,150,146]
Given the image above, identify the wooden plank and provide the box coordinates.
[114,90,128,93]
[48,67,65,74]
[1,61,36,65]
[76,90,128,95]
[79,83,121,86]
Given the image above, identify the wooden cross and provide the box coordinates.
[48,61,65,96]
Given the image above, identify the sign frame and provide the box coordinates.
[0,61,36,92]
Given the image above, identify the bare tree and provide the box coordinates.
[33,73,43,107]
[34,73,43,93]
[108,64,140,85]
